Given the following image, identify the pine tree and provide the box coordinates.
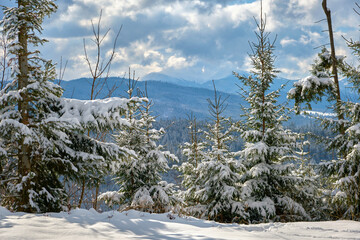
[318,37,360,220]
[288,0,346,132]
[0,0,61,212]
[287,2,360,220]
[293,132,324,220]
[319,102,360,219]
[0,0,136,212]
[192,81,244,223]
[234,6,311,223]
[99,79,178,213]
[178,114,207,216]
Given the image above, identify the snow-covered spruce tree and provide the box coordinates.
[0,27,13,204]
[286,2,360,220]
[192,81,244,223]
[286,48,349,220]
[319,101,360,220]
[59,96,140,211]
[99,79,178,213]
[286,0,347,144]
[288,0,345,133]
[0,0,137,213]
[0,0,62,212]
[178,114,207,216]
[317,37,360,220]
[234,8,312,223]
[292,132,324,220]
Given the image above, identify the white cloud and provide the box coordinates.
[280,38,297,47]
[166,55,196,69]
[129,62,163,78]
[242,55,253,72]
[289,55,317,79]
[29,0,360,81]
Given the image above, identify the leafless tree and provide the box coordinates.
[78,10,122,210]
[83,9,122,100]
[56,56,68,86]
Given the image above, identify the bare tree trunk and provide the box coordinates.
[93,185,100,210]
[17,0,31,211]
[322,0,344,134]
[78,179,86,208]
[77,11,121,210]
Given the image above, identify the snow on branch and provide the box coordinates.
[288,76,333,99]
[59,97,146,130]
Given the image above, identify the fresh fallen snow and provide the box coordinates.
[302,110,337,117]
[0,207,359,240]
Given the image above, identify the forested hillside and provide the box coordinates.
[154,119,333,164]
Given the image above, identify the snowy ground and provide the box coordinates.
[1,207,360,240]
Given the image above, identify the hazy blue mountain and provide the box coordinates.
[60,73,356,121]
[60,77,245,119]
[142,72,201,88]
[200,71,249,94]
[202,73,356,100]
[143,72,358,113]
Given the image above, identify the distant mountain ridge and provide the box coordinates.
[60,73,356,120]
[60,78,245,119]
[142,73,200,88]
[143,72,355,98]
[142,72,357,107]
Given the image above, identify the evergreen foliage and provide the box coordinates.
[292,132,324,220]
[185,82,244,222]
[178,114,207,216]
[99,79,178,213]
[318,38,360,220]
[287,48,347,114]
[0,0,135,213]
[1,0,359,225]
[287,8,360,220]
[234,9,312,223]
[0,0,64,212]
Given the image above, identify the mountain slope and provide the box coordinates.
[143,72,358,114]
[142,72,201,88]
[61,73,356,120]
[60,78,245,119]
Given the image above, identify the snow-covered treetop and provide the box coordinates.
[60,97,146,131]
[1,0,57,54]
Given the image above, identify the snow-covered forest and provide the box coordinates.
[1,0,360,239]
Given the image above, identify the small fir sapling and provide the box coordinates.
[191,81,244,222]
[99,77,178,213]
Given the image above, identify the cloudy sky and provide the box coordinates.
[2,0,359,81]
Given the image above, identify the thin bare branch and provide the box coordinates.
[314,43,330,49]
[79,9,123,210]
[57,56,68,86]
[354,2,360,15]
[314,18,327,24]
